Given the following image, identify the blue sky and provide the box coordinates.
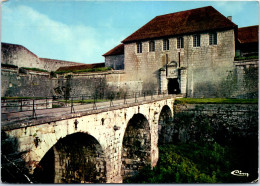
[2,1,259,64]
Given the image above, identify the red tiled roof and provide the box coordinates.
[122,6,237,43]
[238,25,259,44]
[103,44,124,56]
[56,63,105,71]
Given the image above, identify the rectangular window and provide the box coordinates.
[137,42,142,53]
[149,40,155,52]
[209,32,217,45]
[163,39,169,50]
[177,37,184,48]
[193,34,201,47]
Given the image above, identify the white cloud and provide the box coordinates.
[212,1,245,15]
[2,4,120,63]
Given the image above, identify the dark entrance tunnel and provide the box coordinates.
[33,132,106,183]
[158,105,173,145]
[121,114,151,179]
[168,78,180,94]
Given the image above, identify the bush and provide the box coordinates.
[125,144,218,183]
[20,67,48,72]
[1,63,18,68]
[55,67,112,74]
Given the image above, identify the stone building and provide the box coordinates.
[104,6,250,97]
[103,44,124,70]
[122,6,238,97]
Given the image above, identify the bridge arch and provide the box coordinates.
[158,105,173,144]
[33,132,106,183]
[121,113,151,179]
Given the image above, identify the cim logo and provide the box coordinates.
[231,170,249,177]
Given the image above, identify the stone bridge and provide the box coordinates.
[2,95,177,183]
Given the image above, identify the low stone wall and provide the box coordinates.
[159,103,258,144]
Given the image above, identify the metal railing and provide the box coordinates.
[1,90,172,119]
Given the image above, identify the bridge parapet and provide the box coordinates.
[2,95,178,183]
[2,94,181,131]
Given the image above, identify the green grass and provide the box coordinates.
[234,55,258,61]
[55,67,112,74]
[175,98,258,104]
[52,104,63,108]
[125,142,256,183]
[21,67,48,72]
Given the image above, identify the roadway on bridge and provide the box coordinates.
[2,94,181,130]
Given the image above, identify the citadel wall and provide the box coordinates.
[1,69,143,98]
[1,43,85,72]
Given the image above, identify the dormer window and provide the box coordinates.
[193,34,201,47]
[209,32,217,45]
[177,37,184,48]
[137,42,142,53]
[163,39,169,50]
[149,40,155,52]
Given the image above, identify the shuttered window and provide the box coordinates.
[137,42,142,53]
[163,39,169,50]
[149,40,155,52]
[209,32,217,45]
[193,34,201,47]
[177,37,184,48]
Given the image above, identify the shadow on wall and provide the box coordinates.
[121,114,151,180]
[1,132,33,183]
[1,131,107,184]
[142,81,158,95]
[192,67,258,99]
[33,132,106,183]
[158,105,173,145]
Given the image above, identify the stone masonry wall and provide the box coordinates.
[1,69,142,98]
[40,58,85,72]
[173,103,258,143]
[1,68,56,97]
[105,54,124,70]
[53,133,106,183]
[1,43,85,72]
[1,43,43,69]
[185,30,235,97]
[158,103,258,146]
[232,59,258,99]
[124,29,235,97]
